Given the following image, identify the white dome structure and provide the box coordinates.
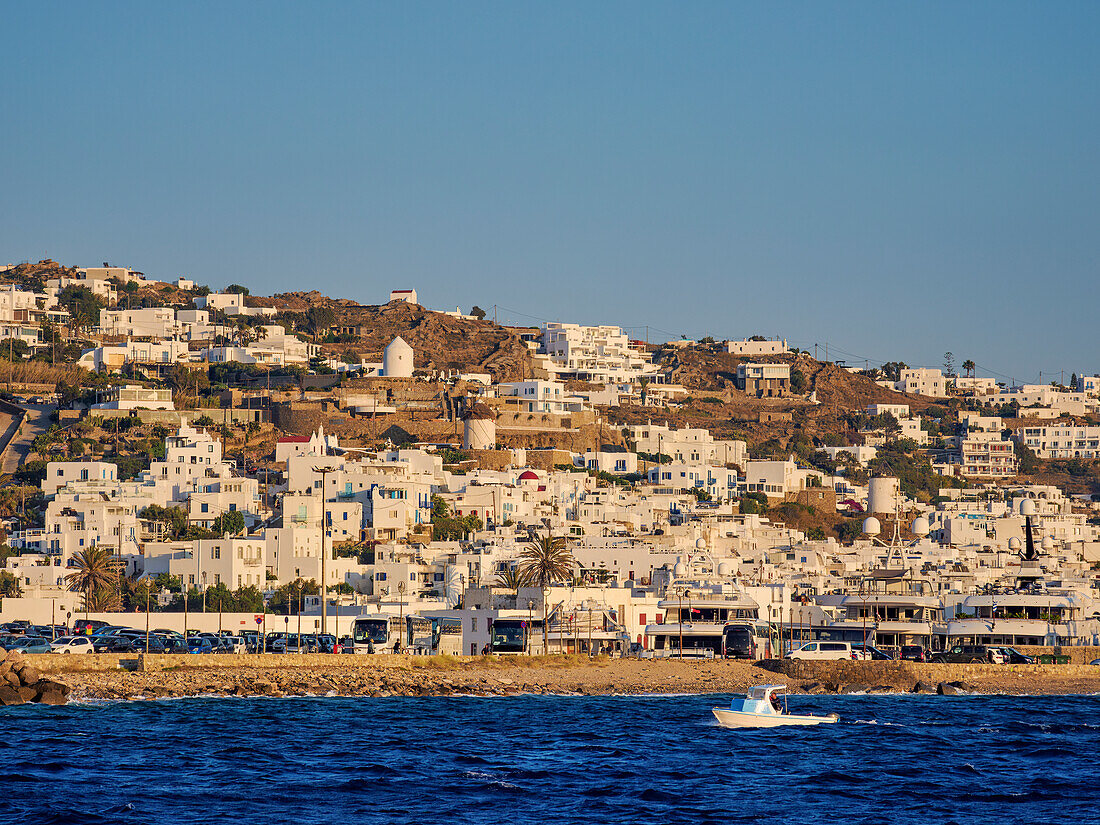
[862,516,881,537]
[382,336,414,378]
[911,517,930,537]
[717,562,732,577]
[1020,499,1037,517]
[1008,536,1022,551]
[1041,536,1055,552]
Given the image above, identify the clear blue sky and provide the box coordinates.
[3,3,1098,384]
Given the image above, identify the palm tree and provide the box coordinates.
[494,566,525,591]
[518,528,574,654]
[962,359,976,378]
[64,547,123,612]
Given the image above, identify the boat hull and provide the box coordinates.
[711,708,838,728]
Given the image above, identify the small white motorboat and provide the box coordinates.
[712,684,839,729]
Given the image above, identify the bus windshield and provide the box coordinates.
[490,621,527,652]
[353,619,390,644]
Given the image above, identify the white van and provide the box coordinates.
[786,641,853,661]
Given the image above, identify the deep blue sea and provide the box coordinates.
[1,693,1097,825]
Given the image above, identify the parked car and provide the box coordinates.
[851,643,894,661]
[93,637,137,654]
[222,636,247,654]
[10,636,52,654]
[988,646,1034,664]
[50,636,95,654]
[786,641,853,661]
[123,636,167,654]
[899,644,927,662]
[186,637,216,654]
[72,619,110,635]
[318,634,341,654]
[88,626,129,640]
[157,637,189,654]
[932,644,1005,664]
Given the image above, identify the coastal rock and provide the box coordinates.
[17,687,37,702]
[937,682,962,696]
[34,679,71,699]
[38,690,67,706]
[0,686,25,705]
[911,681,936,694]
[840,684,869,695]
[15,664,40,686]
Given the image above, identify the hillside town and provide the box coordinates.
[1,258,1099,659]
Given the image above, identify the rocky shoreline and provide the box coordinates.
[14,654,1100,704]
[0,650,72,705]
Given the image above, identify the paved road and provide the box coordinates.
[0,403,54,475]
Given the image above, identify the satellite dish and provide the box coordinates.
[1041,536,1054,552]
[911,517,930,537]
[1020,499,1037,517]
[1008,537,1022,551]
[695,537,707,550]
[862,517,881,537]
[717,562,732,577]
[673,563,687,577]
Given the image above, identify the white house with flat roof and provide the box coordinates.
[91,385,175,411]
[724,338,788,355]
[736,363,790,397]
[99,307,179,339]
[1015,424,1100,460]
[42,461,118,497]
[539,323,659,384]
[896,368,948,398]
[627,422,746,467]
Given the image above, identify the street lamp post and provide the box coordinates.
[312,465,334,637]
[526,599,534,655]
[678,590,683,659]
[587,605,593,657]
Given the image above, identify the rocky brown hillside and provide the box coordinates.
[318,299,535,382]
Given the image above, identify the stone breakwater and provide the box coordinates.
[16,654,1100,702]
[0,650,72,706]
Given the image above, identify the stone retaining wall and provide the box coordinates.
[772,658,1099,686]
[27,652,423,674]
